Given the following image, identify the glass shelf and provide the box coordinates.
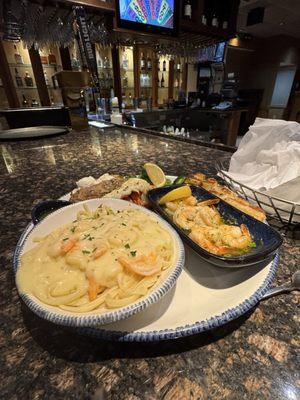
[9,63,61,69]
[15,86,38,89]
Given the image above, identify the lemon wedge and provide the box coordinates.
[144,163,166,187]
[158,186,192,205]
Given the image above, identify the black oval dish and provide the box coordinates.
[31,200,72,225]
[148,185,283,268]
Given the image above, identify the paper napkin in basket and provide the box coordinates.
[220,118,300,221]
[226,118,300,191]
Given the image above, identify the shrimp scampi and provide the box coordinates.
[163,190,256,256]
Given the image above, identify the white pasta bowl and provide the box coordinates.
[14,198,185,327]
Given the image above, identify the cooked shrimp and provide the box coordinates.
[118,252,162,276]
[218,224,252,249]
[165,201,180,213]
[61,238,77,254]
[189,226,229,255]
[173,205,198,230]
[91,240,108,259]
[183,196,198,206]
[194,200,221,227]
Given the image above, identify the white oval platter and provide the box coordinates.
[14,175,279,341]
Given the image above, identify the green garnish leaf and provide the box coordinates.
[62,237,69,241]
[70,226,76,233]
[130,250,137,257]
[125,243,130,249]
[122,223,127,226]
[92,247,97,253]
[82,250,91,254]
[249,242,257,248]
[139,168,152,183]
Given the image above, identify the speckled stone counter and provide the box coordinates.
[0,126,299,400]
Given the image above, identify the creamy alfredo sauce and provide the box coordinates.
[17,206,174,312]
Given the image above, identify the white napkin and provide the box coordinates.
[226,118,300,192]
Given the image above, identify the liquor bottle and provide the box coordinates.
[123,72,128,88]
[128,92,133,107]
[48,49,57,66]
[44,71,50,86]
[122,51,129,69]
[147,55,152,70]
[222,8,229,29]
[174,78,179,88]
[14,45,24,64]
[15,68,23,87]
[161,73,165,88]
[176,60,181,72]
[163,59,166,72]
[103,56,110,69]
[22,94,28,107]
[71,54,80,71]
[184,0,192,19]
[140,52,146,71]
[212,12,219,27]
[24,71,33,87]
[201,12,207,25]
[158,60,160,71]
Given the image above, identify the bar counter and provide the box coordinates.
[1,126,299,399]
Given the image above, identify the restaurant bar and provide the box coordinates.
[0,0,299,399]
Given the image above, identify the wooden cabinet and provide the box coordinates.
[180,0,240,39]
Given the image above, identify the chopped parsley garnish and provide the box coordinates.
[83,233,94,241]
[249,242,257,248]
[130,250,137,257]
[70,226,76,233]
[62,237,69,241]
[122,223,127,226]
[92,247,97,253]
[125,243,130,249]
[82,250,91,254]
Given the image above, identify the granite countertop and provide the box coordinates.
[0,126,299,400]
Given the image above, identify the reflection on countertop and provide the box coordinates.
[0,126,299,400]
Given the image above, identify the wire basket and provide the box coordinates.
[216,158,300,229]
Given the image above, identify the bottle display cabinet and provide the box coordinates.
[157,55,169,106]
[2,41,63,108]
[0,39,188,111]
[119,46,134,108]
[95,44,114,97]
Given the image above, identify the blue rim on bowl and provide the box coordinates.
[14,199,185,328]
[148,184,283,268]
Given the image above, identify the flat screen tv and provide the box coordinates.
[198,42,227,63]
[116,0,178,36]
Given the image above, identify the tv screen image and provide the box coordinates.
[119,0,175,29]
